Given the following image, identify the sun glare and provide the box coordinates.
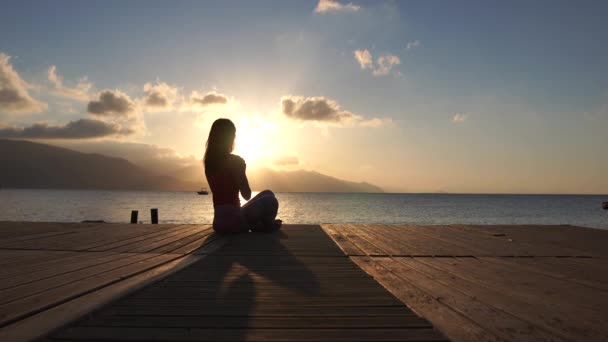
[234,126,271,167]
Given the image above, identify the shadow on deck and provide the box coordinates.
[0,223,445,341]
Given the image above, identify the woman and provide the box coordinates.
[204,118,281,233]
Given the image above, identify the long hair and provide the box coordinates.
[204,118,236,174]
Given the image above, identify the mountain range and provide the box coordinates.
[0,139,382,193]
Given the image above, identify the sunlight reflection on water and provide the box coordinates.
[0,189,606,229]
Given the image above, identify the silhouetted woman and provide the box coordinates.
[204,118,281,233]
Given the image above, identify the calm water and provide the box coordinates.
[0,189,606,229]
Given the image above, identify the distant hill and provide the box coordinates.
[0,139,383,193]
[0,139,198,191]
[166,165,383,193]
[248,168,383,193]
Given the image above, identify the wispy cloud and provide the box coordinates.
[373,55,401,76]
[406,40,421,50]
[452,113,468,123]
[354,49,401,76]
[314,0,360,14]
[354,49,373,70]
[0,119,132,139]
[47,65,92,101]
[0,53,47,113]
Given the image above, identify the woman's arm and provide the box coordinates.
[235,156,252,200]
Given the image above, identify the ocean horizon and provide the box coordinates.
[2,189,606,230]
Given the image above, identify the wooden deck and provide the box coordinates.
[323,224,608,342]
[0,222,222,341]
[0,223,445,341]
[0,222,606,341]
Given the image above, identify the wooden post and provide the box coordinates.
[151,208,158,224]
[130,210,138,224]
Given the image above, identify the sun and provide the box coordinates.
[234,124,277,167]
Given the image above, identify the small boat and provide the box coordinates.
[603,201,608,210]
[197,188,209,195]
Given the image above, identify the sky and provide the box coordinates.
[1,0,607,194]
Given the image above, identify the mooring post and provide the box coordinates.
[130,210,138,224]
[151,208,158,224]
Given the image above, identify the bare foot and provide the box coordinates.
[273,219,283,230]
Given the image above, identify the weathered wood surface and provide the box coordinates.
[323,224,608,342]
[46,225,446,342]
[0,222,222,340]
[3,222,607,342]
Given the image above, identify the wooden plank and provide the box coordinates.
[0,255,202,342]
[321,224,365,256]
[0,253,162,304]
[148,226,213,253]
[73,224,183,251]
[0,252,129,290]
[78,315,433,328]
[419,257,607,317]
[126,225,211,253]
[388,257,567,342]
[187,234,229,255]
[53,326,447,341]
[0,250,79,274]
[350,224,406,255]
[0,251,116,280]
[511,257,608,289]
[407,225,520,256]
[161,277,379,288]
[394,257,605,341]
[452,225,608,257]
[0,230,75,246]
[86,225,198,252]
[105,306,417,318]
[333,224,387,256]
[41,224,448,342]
[116,297,404,307]
[474,257,608,303]
[351,256,499,342]
[372,225,476,256]
[0,253,181,327]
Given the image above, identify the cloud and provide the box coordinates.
[359,117,393,127]
[143,81,178,110]
[280,95,390,128]
[274,156,299,166]
[353,50,401,76]
[354,49,373,69]
[315,0,360,14]
[281,95,359,123]
[0,53,47,113]
[406,40,421,50]
[373,55,401,76]
[182,91,230,112]
[190,91,228,107]
[0,119,132,139]
[47,65,91,101]
[87,90,135,116]
[452,113,468,122]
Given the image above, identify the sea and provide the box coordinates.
[1,189,607,230]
